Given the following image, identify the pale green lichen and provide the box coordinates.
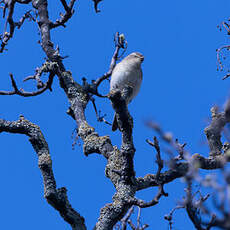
[105,146,124,185]
[78,121,95,140]
[83,134,111,156]
[38,153,52,168]
[62,71,89,108]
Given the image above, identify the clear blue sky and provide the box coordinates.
[1,0,230,229]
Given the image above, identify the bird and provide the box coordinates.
[110,52,144,131]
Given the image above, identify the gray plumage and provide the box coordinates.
[110,52,144,131]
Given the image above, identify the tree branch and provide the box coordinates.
[92,0,103,13]
[204,102,230,156]
[0,72,54,97]
[0,116,86,230]
[50,0,77,28]
[82,32,127,98]
[136,152,230,191]
[1,0,34,52]
[120,206,134,230]
[130,184,168,208]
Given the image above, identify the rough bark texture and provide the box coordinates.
[0,117,86,230]
[1,1,230,230]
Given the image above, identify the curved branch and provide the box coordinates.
[0,116,86,230]
[31,2,141,228]
[0,72,54,97]
[130,184,168,208]
[136,153,230,191]
[94,33,127,88]
[82,32,127,98]
[1,1,34,52]
[50,0,77,28]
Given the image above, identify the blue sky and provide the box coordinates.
[1,0,230,229]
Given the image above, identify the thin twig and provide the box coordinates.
[0,72,54,97]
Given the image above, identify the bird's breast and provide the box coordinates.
[110,64,142,103]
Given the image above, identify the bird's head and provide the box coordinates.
[129,52,144,62]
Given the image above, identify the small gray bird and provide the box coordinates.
[110,52,144,131]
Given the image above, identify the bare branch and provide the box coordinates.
[0,116,86,230]
[146,136,163,181]
[216,45,230,73]
[121,206,134,230]
[0,1,34,52]
[94,33,127,87]
[108,88,134,148]
[130,184,168,208]
[50,0,77,28]
[136,151,230,191]
[23,61,58,89]
[92,0,103,13]
[204,103,230,156]
[82,32,127,98]
[127,220,136,230]
[0,72,54,97]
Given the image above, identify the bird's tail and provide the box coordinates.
[112,113,118,131]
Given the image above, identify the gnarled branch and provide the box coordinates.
[0,116,86,230]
